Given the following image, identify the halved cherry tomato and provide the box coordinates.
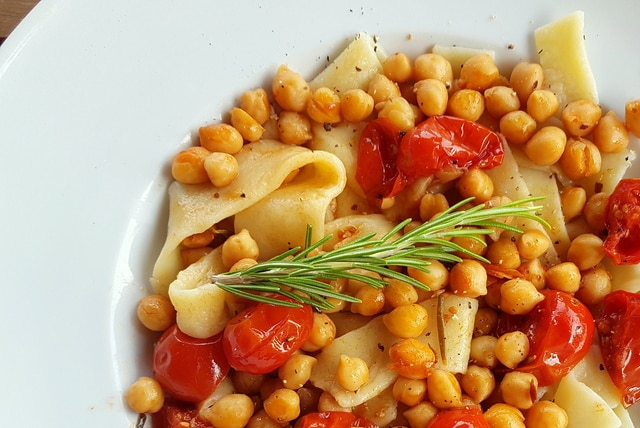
[152,324,229,403]
[497,289,595,386]
[295,411,379,428]
[223,297,314,374]
[356,116,504,206]
[152,398,212,428]
[597,290,640,407]
[426,406,489,428]
[603,178,640,265]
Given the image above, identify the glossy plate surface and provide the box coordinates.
[0,0,638,426]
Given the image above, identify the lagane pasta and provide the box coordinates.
[126,11,640,428]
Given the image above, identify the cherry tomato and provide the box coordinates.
[152,398,212,428]
[152,324,229,403]
[223,297,314,374]
[603,178,640,265]
[295,411,379,428]
[597,290,640,407]
[426,406,489,428]
[356,116,504,207]
[498,289,595,386]
[355,118,407,205]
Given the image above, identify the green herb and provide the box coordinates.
[209,197,548,310]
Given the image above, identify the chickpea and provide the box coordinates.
[451,228,487,258]
[524,126,567,166]
[584,192,609,233]
[408,259,449,292]
[317,390,351,413]
[137,294,176,331]
[516,229,550,261]
[233,371,266,395]
[171,146,211,184]
[499,110,537,145]
[307,87,341,124]
[263,388,301,423]
[383,278,419,307]
[383,52,413,83]
[561,99,602,137]
[204,152,239,187]
[495,331,530,369]
[525,400,569,428]
[559,186,587,223]
[457,168,494,203]
[518,258,546,290]
[388,338,436,379]
[415,79,449,116]
[486,238,521,270]
[500,371,538,410]
[566,233,605,270]
[340,88,374,122]
[221,229,259,268]
[125,376,164,414]
[301,312,336,352]
[392,377,428,406]
[413,53,453,88]
[592,110,630,153]
[403,402,438,428]
[576,267,612,306]
[419,192,450,222]
[272,65,311,112]
[484,85,520,119]
[460,364,495,403]
[446,88,485,121]
[470,335,499,368]
[277,111,312,145]
[485,403,526,428]
[545,262,581,294]
[449,259,488,298]
[559,137,602,180]
[367,73,401,105]
[427,369,463,409]
[383,303,429,338]
[336,354,369,391]
[180,247,213,267]
[199,123,244,154]
[625,98,640,137]
[377,96,417,131]
[459,53,499,92]
[509,61,544,104]
[278,354,317,390]
[247,409,292,428]
[500,278,545,315]
[350,286,385,316]
[473,307,498,337]
[240,88,272,124]
[230,107,264,142]
[201,394,255,428]
[525,89,559,123]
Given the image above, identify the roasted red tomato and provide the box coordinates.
[223,297,314,374]
[597,290,640,407]
[153,324,229,403]
[426,406,489,428]
[152,398,212,428]
[295,411,379,428]
[498,289,595,386]
[603,178,640,265]
[356,116,504,207]
[355,118,407,204]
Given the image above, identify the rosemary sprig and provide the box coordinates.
[209,196,548,310]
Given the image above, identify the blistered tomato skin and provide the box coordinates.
[152,325,229,403]
[426,406,490,428]
[152,397,213,428]
[603,178,640,265]
[597,290,640,408]
[295,411,379,428]
[223,297,314,374]
[498,289,595,386]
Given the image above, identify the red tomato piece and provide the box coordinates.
[426,406,489,428]
[152,398,213,428]
[597,290,640,407]
[295,411,379,428]
[152,324,229,403]
[397,115,504,181]
[603,178,640,264]
[355,116,504,207]
[355,118,407,205]
[498,289,595,386]
[223,297,314,374]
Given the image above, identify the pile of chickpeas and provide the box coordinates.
[125,38,640,428]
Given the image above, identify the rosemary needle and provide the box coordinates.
[209,196,548,310]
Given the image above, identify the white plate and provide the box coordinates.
[1,0,638,426]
